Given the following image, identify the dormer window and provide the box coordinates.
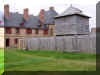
[5,28,12,34]
[20,22,24,27]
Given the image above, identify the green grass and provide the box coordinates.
[5,48,96,71]
[0,49,4,75]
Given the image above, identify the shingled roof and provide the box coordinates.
[55,5,90,18]
[44,10,58,24]
[3,6,58,29]
[4,13,23,28]
[4,12,47,29]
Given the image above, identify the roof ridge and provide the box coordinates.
[55,6,90,18]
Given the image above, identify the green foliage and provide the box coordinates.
[5,48,96,71]
[0,49,4,75]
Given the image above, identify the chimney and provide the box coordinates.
[39,9,45,27]
[4,4,9,19]
[24,8,29,21]
[49,6,54,10]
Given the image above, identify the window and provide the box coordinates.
[35,29,39,34]
[6,38,10,47]
[26,28,32,34]
[20,22,24,27]
[44,29,48,35]
[16,28,20,34]
[5,28,12,34]
[14,38,18,44]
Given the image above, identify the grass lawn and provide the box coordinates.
[5,48,96,71]
[0,49,4,75]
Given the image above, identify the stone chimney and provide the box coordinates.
[24,8,29,21]
[49,6,54,10]
[39,9,45,27]
[4,4,9,19]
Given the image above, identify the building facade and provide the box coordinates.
[54,6,90,36]
[0,5,92,48]
[0,11,4,48]
[0,4,58,48]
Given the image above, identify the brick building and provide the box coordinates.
[0,4,58,48]
[0,4,93,48]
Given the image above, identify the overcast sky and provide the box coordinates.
[0,0,99,28]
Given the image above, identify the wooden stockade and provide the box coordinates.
[18,34,96,54]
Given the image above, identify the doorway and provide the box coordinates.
[6,38,10,48]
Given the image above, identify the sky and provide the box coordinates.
[0,0,99,28]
